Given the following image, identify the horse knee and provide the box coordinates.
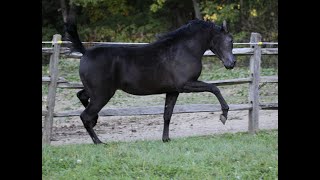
[163,104,175,120]
[77,90,84,99]
[211,86,221,94]
[77,90,90,107]
[77,90,88,100]
[163,114,170,124]
[80,112,90,127]
[80,112,98,128]
[223,105,229,111]
[92,115,98,127]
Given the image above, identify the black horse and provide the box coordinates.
[65,19,236,144]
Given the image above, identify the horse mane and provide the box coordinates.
[156,19,221,41]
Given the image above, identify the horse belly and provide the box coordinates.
[119,74,175,95]
[117,57,177,95]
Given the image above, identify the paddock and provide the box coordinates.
[42,32,278,145]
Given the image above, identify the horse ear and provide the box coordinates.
[221,20,228,33]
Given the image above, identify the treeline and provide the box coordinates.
[42,0,278,43]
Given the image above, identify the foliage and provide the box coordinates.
[241,0,278,41]
[42,0,64,38]
[42,0,277,43]
[202,1,240,28]
[200,0,278,42]
[42,26,58,42]
[74,0,132,20]
[150,0,167,12]
[42,0,171,42]
[76,18,167,42]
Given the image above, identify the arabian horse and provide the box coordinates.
[65,19,236,144]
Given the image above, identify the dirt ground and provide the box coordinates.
[49,110,278,146]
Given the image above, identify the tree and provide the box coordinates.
[42,0,278,42]
[192,0,202,20]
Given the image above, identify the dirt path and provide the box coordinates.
[50,110,278,146]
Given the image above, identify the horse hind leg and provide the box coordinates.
[80,90,115,144]
[77,89,90,107]
[80,108,102,144]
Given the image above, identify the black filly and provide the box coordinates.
[65,19,236,144]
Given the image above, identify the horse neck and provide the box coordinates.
[180,32,210,59]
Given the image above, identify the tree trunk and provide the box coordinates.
[192,0,202,20]
[240,0,247,31]
[60,0,68,23]
[60,0,76,22]
[68,3,76,22]
[176,10,184,27]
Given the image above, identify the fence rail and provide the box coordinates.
[42,41,278,46]
[42,47,278,56]
[42,32,278,144]
[42,76,278,89]
[42,103,278,117]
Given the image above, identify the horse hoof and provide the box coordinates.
[94,139,104,145]
[162,138,171,142]
[220,114,227,125]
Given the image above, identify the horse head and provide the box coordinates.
[209,20,236,69]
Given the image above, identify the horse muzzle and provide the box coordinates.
[224,60,236,69]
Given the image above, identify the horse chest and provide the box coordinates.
[171,59,202,83]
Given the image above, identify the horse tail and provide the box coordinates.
[64,20,86,54]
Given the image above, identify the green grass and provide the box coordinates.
[42,130,278,179]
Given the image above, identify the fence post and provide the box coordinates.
[248,32,262,133]
[43,34,62,144]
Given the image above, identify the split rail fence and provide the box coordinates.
[42,32,278,144]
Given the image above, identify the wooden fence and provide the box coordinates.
[42,32,278,144]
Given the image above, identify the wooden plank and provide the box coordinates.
[260,103,278,110]
[248,33,262,134]
[43,34,62,145]
[57,82,83,89]
[42,47,70,54]
[42,103,278,117]
[261,48,278,55]
[42,104,252,117]
[203,48,278,56]
[42,76,277,89]
[42,77,83,88]
[64,52,83,58]
[42,47,278,57]
[260,76,278,83]
[207,77,252,86]
[43,78,252,89]
[204,48,253,56]
[42,76,68,83]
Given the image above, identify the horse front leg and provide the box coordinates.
[162,92,179,142]
[180,81,229,124]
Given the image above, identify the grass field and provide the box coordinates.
[42,130,278,179]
